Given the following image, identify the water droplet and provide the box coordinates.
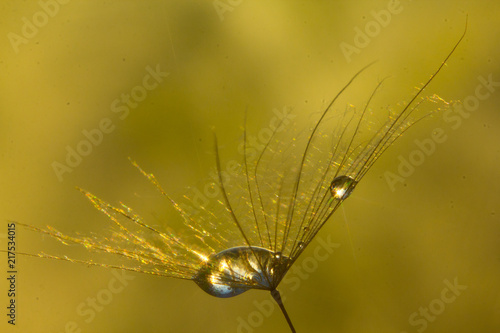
[330,175,357,200]
[194,246,288,298]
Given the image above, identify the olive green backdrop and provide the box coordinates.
[1,1,499,332]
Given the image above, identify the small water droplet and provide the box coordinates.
[194,247,288,298]
[330,175,357,200]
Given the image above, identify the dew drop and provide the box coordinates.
[330,175,357,200]
[194,246,288,298]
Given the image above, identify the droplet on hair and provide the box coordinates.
[330,175,357,200]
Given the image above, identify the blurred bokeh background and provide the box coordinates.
[1,1,499,332]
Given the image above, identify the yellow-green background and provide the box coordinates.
[1,1,499,332]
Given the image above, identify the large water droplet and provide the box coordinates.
[330,175,357,200]
[194,246,287,298]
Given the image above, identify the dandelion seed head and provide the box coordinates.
[16,18,467,333]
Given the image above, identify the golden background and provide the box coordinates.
[1,1,499,332]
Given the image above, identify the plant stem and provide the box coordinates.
[271,289,296,333]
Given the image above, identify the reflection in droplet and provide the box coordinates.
[194,246,288,298]
[330,175,357,200]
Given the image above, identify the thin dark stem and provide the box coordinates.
[271,289,296,333]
